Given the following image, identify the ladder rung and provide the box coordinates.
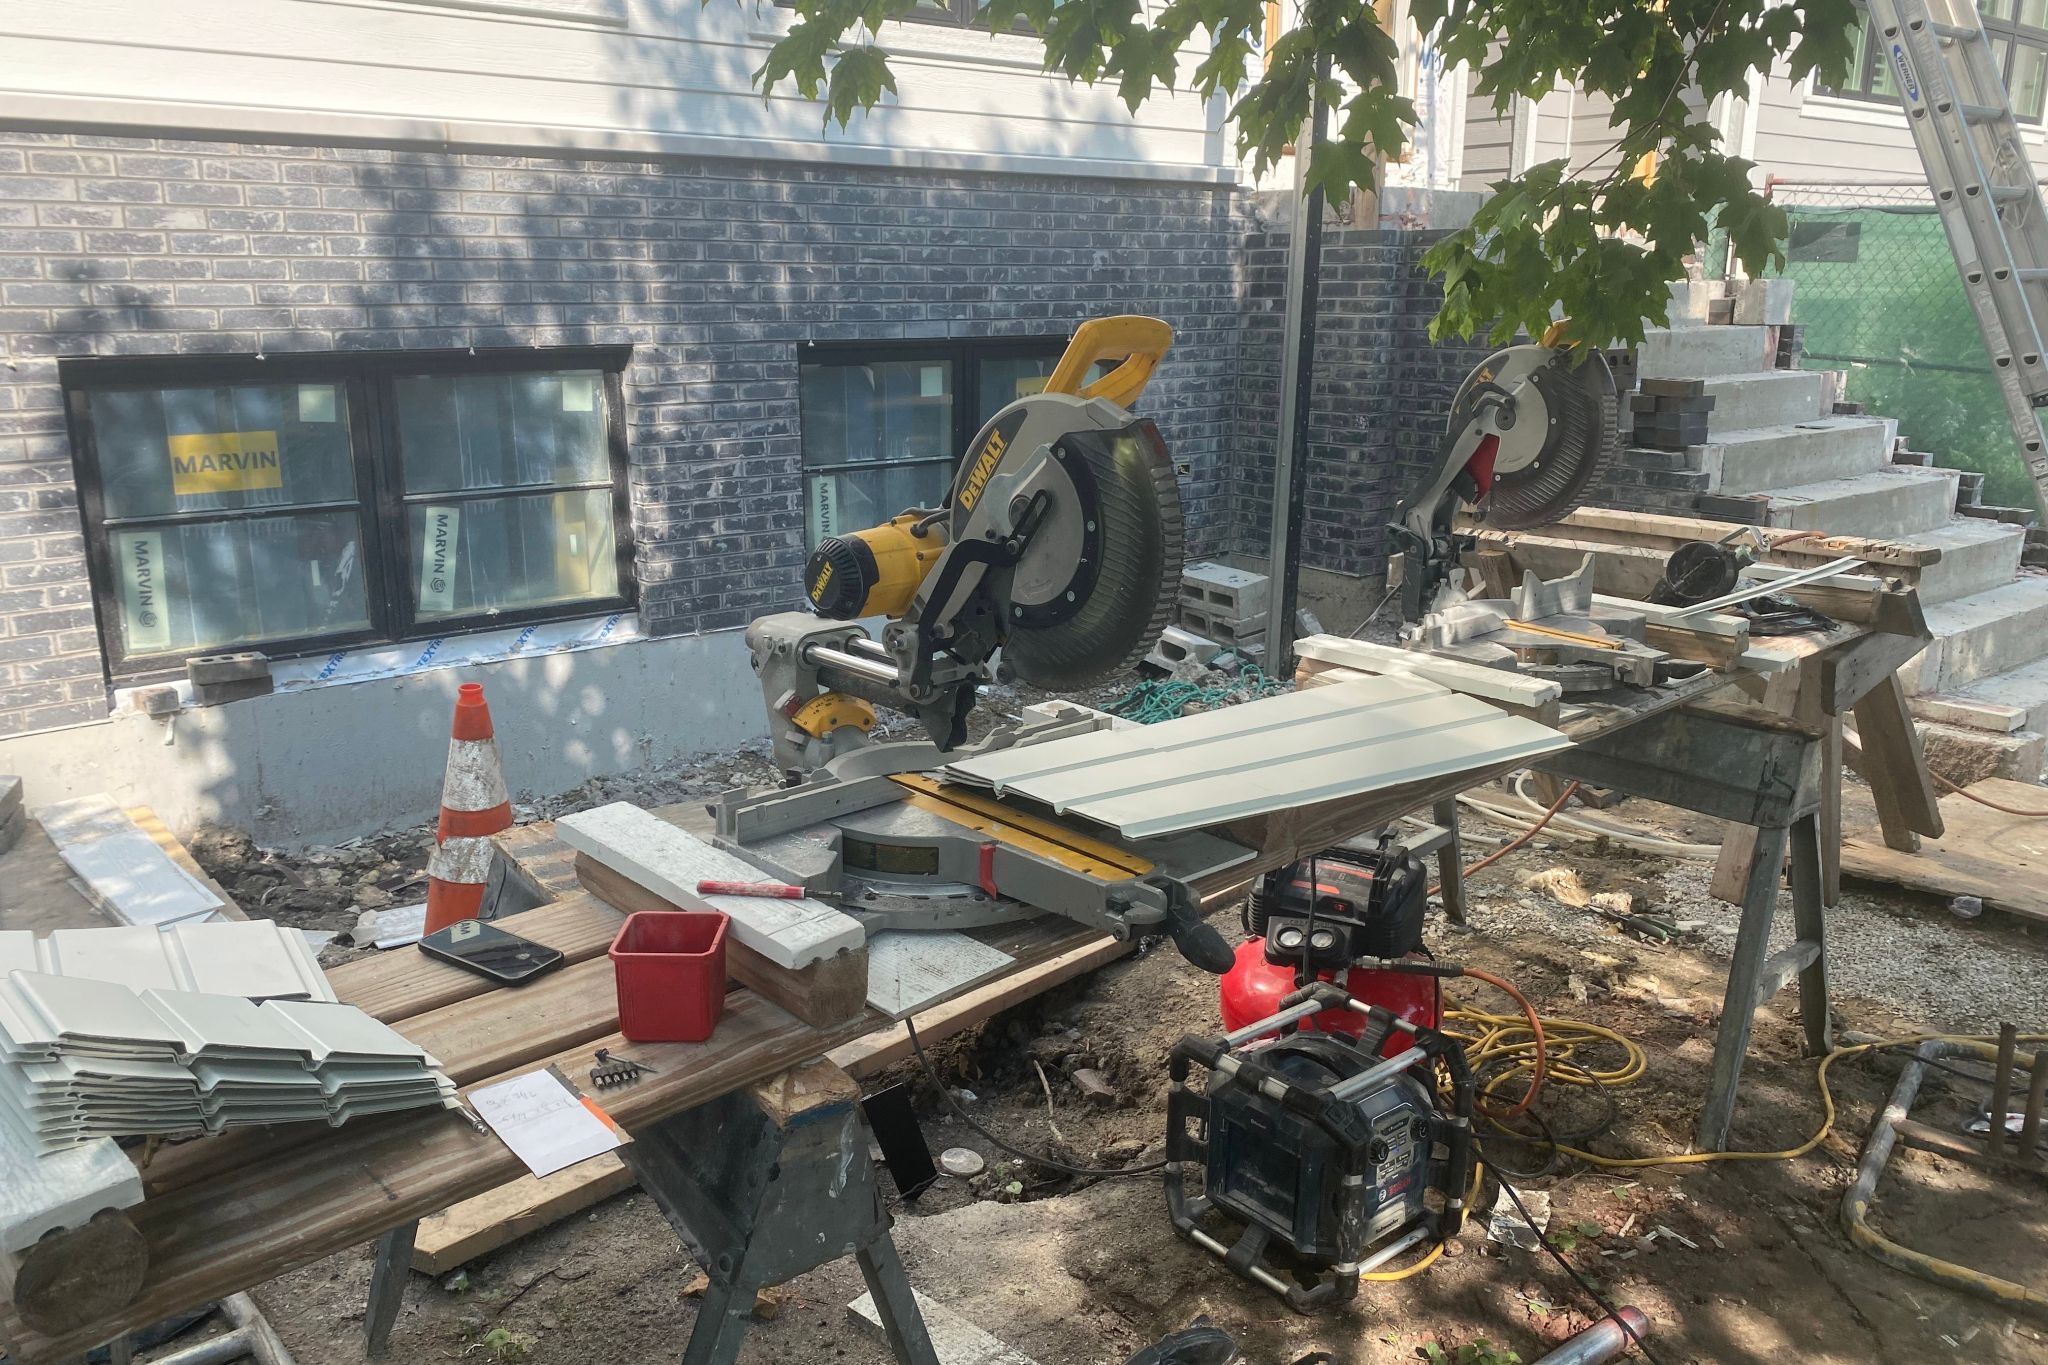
[1960,101,2010,124]
[1990,184,2035,202]
[1930,19,1984,40]
[2018,267,2048,283]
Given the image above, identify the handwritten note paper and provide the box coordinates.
[468,1069,624,1178]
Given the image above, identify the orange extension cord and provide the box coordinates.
[1932,768,2048,818]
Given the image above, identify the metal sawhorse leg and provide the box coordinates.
[620,1058,939,1365]
[1540,709,1833,1151]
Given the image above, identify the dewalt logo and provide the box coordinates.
[957,430,1007,511]
[810,561,835,601]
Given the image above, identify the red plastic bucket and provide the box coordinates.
[609,911,729,1043]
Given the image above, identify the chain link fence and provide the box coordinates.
[1760,177,2039,508]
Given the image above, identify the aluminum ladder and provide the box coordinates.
[1870,0,2048,507]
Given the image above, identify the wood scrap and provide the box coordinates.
[1841,778,2048,924]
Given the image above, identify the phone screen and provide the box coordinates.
[419,920,562,981]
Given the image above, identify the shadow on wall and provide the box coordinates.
[2,628,763,849]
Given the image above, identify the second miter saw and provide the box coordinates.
[1389,341,1695,692]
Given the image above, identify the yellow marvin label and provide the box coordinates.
[168,431,283,496]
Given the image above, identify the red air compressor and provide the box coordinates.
[1217,834,1440,1055]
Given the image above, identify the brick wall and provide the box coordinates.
[0,131,1252,736]
[1232,226,1491,581]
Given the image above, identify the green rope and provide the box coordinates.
[1106,663,1292,725]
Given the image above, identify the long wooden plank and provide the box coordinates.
[574,855,870,1028]
[0,990,879,1364]
[399,956,624,1086]
[325,893,625,1022]
[412,931,1134,1275]
[1537,506,1942,569]
[1842,779,2048,923]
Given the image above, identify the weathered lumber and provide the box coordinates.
[2,1210,149,1338]
[1850,674,1944,851]
[574,853,869,1029]
[1841,779,2048,923]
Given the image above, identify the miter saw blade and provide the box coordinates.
[1001,423,1185,690]
[1457,346,1620,531]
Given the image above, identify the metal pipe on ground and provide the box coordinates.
[141,1294,299,1365]
[1529,1308,1652,1365]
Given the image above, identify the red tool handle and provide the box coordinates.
[696,879,805,899]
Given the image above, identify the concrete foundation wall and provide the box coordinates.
[0,626,760,848]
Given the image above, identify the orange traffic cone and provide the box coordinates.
[423,682,513,934]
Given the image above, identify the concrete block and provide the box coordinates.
[1917,721,2045,786]
[1147,624,1221,669]
[1918,575,2048,692]
[1750,466,1961,538]
[1733,277,1796,326]
[1695,418,1891,494]
[1903,520,2026,606]
[1181,561,1269,620]
[1637,324,1772,379]
[1665,279,1718,326]
[1700,370,1830,429]
[1177,604,1267,646]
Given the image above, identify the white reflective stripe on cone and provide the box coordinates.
[427,833,495,885]
[441,737,509,811]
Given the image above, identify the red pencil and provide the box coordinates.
[697,879,805,899]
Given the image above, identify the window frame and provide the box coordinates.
[771,0,1029,33]
[1821,3,2048,124]
[61,346,637,683]
[797,334,1080,543]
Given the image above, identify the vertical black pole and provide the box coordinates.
[1273,56,1330,675]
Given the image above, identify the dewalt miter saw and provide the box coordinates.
[748,316,1184,771]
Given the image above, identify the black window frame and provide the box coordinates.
[1823,1,2048,123]
[797,334,1081,545]
[61,345,638,684]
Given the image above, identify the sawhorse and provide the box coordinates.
[1536,709,1832,1151]
[358,1059,935,1365]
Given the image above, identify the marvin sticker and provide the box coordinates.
[168,431,283,496]
[418,505,461,614]
[117,530,172,652]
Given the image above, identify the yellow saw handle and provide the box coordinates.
[1044,315,1174,410]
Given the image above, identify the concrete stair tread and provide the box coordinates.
[1698,417,1891,494]
[1908,572,2048,694]
[1893,518,2029,606]
[1638,324,1770,379]
[1747,465,1960,537]
[1700,369,1831,429]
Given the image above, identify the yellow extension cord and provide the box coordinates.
[1358,1011,2048,1283]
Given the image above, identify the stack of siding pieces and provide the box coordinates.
[0,926,457,1155]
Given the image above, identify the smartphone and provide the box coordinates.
[418,920,566,985]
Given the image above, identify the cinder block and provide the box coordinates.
[1179,603,1268,645]
[1180,561,1269,620]
[1148,624,1222,669]
[1734,277,1797,326]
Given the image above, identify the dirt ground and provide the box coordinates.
[169,689,2048,1365]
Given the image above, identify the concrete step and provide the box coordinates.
[1741,466,1960,538]
[1700,370,1832,429]
[1901,572,2048,694]
[1637,324,1771,378]
[1698,417,1892,493]
[1916,720,2046,786]
[1899,519,2028,606]
[1947,651,2048,733]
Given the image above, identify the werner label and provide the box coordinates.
[168,431,283,496]
[117,530,172,652]
[418,505,461,614]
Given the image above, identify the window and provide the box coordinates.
[1823,1,2048,122]
[63,348,634,680]
[798,338,1099,545]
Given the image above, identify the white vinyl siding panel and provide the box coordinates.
[0,0,1229,181]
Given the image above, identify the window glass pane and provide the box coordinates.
[975,352,1067,426]
[800,360,955,470]
[88,383,357,520]
[2014,41,2048,119]
[110,511,368,658]
[2022,0,2048,27]
[409,488,617,622]
[1871,29,1901,97]
[394,370,610,494]
[807,462,954,547]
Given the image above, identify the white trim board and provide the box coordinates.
[554,802,865,969]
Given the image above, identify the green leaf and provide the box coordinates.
[822,44,898,127]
